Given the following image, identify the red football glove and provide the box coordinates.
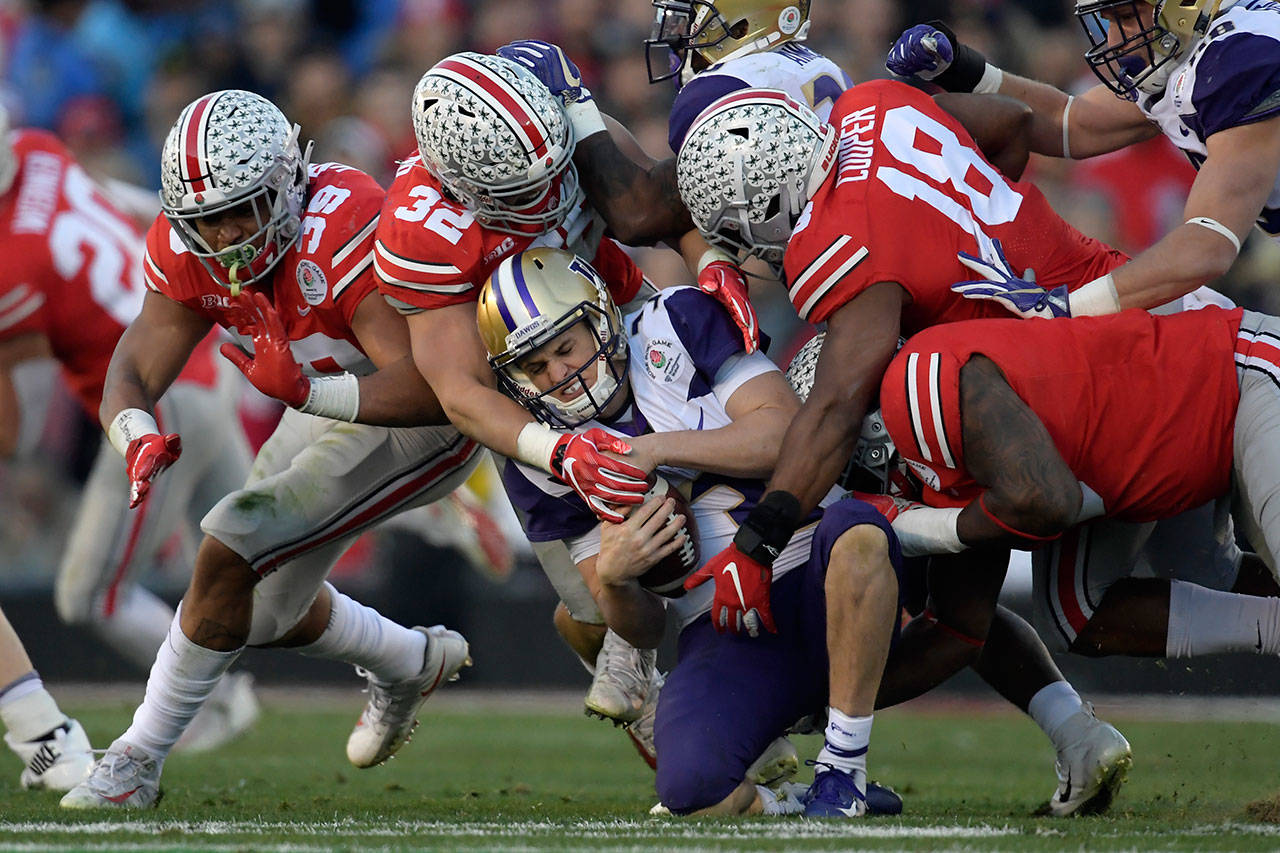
[683,542,777,637]
[854,490,927,523]
[551,428,649,523]
[698,260,759,355]
[219,291,309,408]
[124,433,182,509]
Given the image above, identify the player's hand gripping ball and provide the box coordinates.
[635,475,699,597]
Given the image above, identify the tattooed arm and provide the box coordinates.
[575,115,694,246]
[955,355,1083,545]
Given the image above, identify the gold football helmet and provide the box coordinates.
[646,0,812,84]
[1076,0,1230,99]
[477,248,628,427]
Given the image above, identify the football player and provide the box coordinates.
[867,306,1280,670]
[0,106,259,755]
[374,52,671,747]
[886,0,1280,316]
[62,90,479,810]
[478,248,916,818]
[0,606,93,791]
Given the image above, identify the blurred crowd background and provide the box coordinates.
[3,0,1280,691]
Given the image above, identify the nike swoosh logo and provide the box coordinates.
[1057,768,1072,803]
[105,786,141,803]
[420,655,449,697]
[1258,622,1264,653]
[297,305,312,317]
[722,562,747,609]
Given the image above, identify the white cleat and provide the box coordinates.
[585,629,656,724]
[746,735,800,789]
[623,669,663,770]
[1044,706,1132,816]
[346,625,470,768]
[5,718,94,792]
[60,740,161,809]
[174,671,260,754]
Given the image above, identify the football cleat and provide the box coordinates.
[865,780,904,816]
[59,740,161,809]
[174,671,260,754]
[346,625,470,768]
[584,629,656,724]
[5,718,94,792]
[623,668,663,770]
[745,735,800,788]
[1042,706,1132,817]
[802,762,867,819]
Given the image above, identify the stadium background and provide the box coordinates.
[2,0,1279,696]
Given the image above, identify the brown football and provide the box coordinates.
[636,475,699,598]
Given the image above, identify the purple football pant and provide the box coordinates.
[654,498,912,814]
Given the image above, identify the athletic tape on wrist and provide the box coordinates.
[566,97,606,141]
[299,373,360,422]
[973,63,1004,95]
[108,408,160,457]
[1186,216,1242,254]
[1066,272,1120,317]
[516,421,562,474]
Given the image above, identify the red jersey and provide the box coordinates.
[0,130,217,415]
[783,80,1128,331]
[880,307,1244,522]
[144,163,383,377]
[373,156,644,312]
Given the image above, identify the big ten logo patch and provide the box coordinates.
[296,260,328,306]
[644,339,683,383]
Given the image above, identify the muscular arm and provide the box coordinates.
[576,551,667,650]
[405,301,542,460]
[1108,115,1280,310]
[100,291,212,429]
[766,283,904,514]
[347,293,449,427]
[0,334,51,457]
[632,369,800,479]
[996,76,1159,158]
[954,355,1082,545]
[934,92,1033,180]
[574,117,693,246]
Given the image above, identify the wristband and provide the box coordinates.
[299,373,360,422]
[696,247,737,274]
[978,493,1061,542]
[1186,216,1242,254]
[108,408,159,457]
[973,63,1004,95]
[516,421,562,474]
[888,505,963,557]
[733,490,802,564]
[1066,272,1120,317]
[566,96,607,142]
[1061,95,1074,160]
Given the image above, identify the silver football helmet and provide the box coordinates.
[676,88,837,276]
[0,104,15,198]
[412,52,579,236]
[160,90,311,294]
[478,248,627,427]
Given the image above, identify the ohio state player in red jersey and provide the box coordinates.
[0,114,260,763]
[63,91,478,811]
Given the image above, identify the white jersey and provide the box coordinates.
[500,287,837,628]
[1141,0,1280,236]
[668,42,853,152]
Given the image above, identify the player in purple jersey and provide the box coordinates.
[888,0,1280,316]
[476,247,1130,818]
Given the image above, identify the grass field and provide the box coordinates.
[3,691,1280,851]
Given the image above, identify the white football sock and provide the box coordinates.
[1166,580,1280,657]
[0,674,66,742]
[815,708,871,786]
[1028,681,1085,751]
[296,583,427,683]
[121,609,241,761]
[95,586,174,672]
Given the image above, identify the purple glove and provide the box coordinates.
[886,23,955,80]
[952,239,1070,319]
[496,39,592,106]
